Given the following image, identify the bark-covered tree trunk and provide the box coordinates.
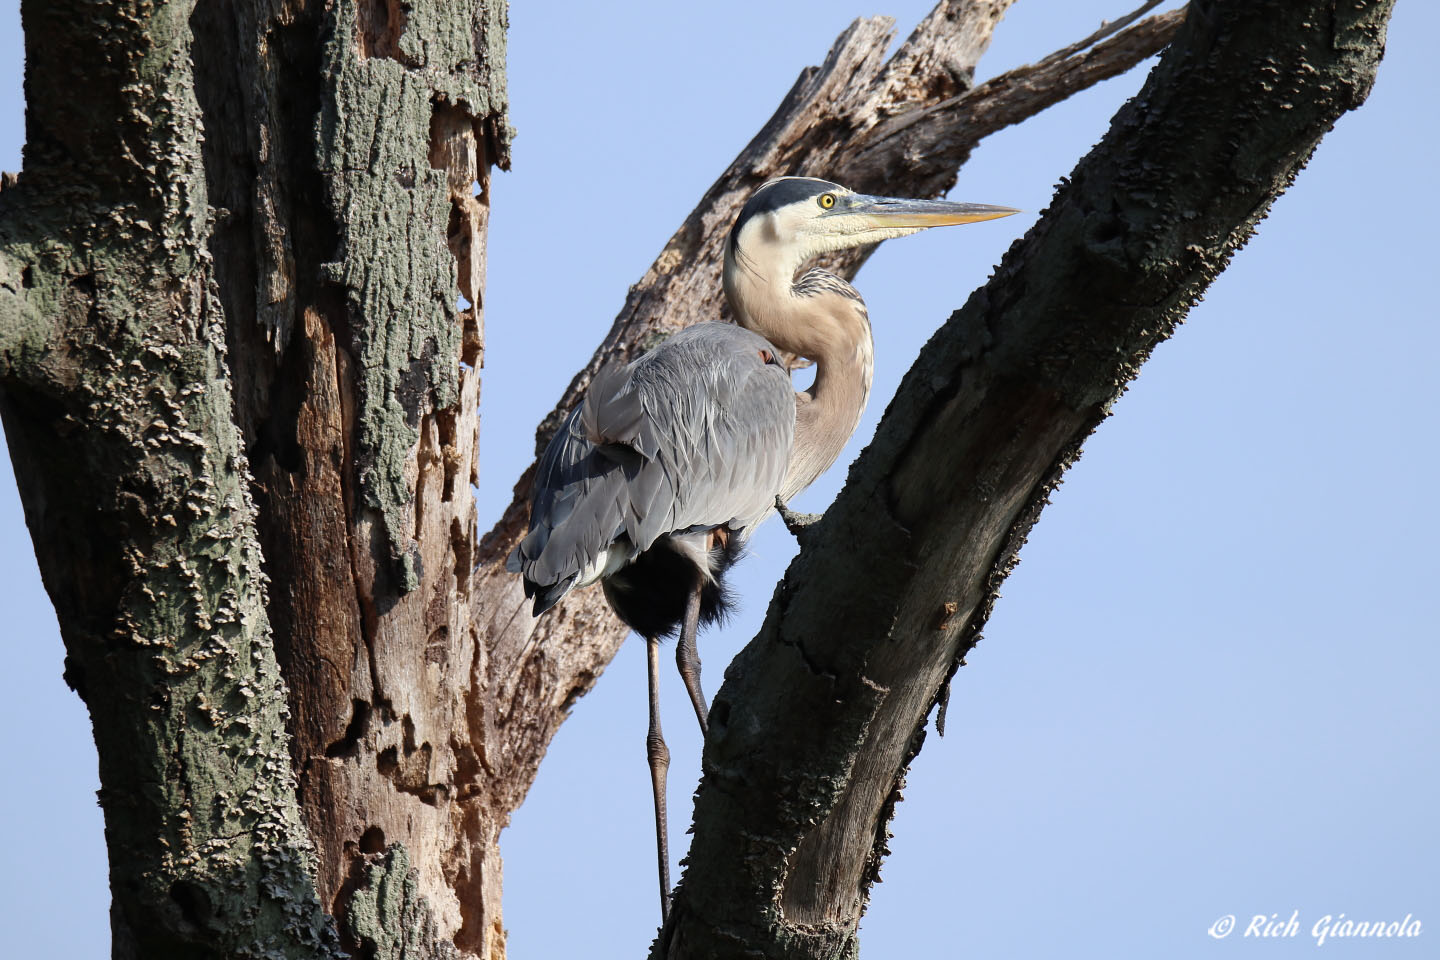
[0,1,350,955]
[0,1,1395,958]
[1,0,511,955]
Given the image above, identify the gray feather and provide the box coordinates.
[511,323,795,609]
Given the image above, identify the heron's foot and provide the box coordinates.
[775,496,823,540]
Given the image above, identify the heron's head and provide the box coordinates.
[725,177,1018,285]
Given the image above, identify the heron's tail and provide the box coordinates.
[528,573,576,618]
[506,537,580,616]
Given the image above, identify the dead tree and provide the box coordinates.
[0,1,1393,957]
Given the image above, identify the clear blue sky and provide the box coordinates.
[2,2,1436,957]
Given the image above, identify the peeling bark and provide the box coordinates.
[191,1,512,955]
[4,0,510,956]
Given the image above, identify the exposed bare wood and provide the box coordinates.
[5,0,510,956]
[848,7,1187,176]
[1036,0,1166,67]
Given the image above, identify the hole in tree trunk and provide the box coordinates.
[359,825,386,855]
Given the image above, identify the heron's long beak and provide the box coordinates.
[845,195,1020,228]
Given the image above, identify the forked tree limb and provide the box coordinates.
[847,5,1187,184]
[659,1,1395,956]
[474,0,1183,828]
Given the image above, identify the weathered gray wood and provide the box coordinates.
[659,1,1397,957]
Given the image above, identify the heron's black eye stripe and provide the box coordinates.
[818,193,836,209]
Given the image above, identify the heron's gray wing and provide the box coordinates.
[624,323,794,549]
[509,323,794,608]
[579,363,658,461]
[506,402,622,592]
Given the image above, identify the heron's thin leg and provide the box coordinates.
[676,573,709,736]
[646,635,672,922]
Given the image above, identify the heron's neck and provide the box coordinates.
[725,258,874,500]
[783,295,874,500]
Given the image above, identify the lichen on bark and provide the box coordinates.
[0,1,343,954]
[345,845,460,960]
[318,0,511,594]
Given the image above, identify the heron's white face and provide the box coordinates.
[730,178,1019,279]
[788,186,929,257]
[723,178,1018,342]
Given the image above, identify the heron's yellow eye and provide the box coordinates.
[818,193,836,209]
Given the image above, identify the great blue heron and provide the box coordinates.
[508,177,1016,919]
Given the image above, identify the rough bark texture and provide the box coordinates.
[0,0,1225,957]
[0,2,344,956]
[2,0,510,957]
[655,1,1396,957]
[188,1,512,957]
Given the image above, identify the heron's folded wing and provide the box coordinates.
[580,363,661,461]
[512,323,795,599]
[624,324,795,549]
[509,404,625,585]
